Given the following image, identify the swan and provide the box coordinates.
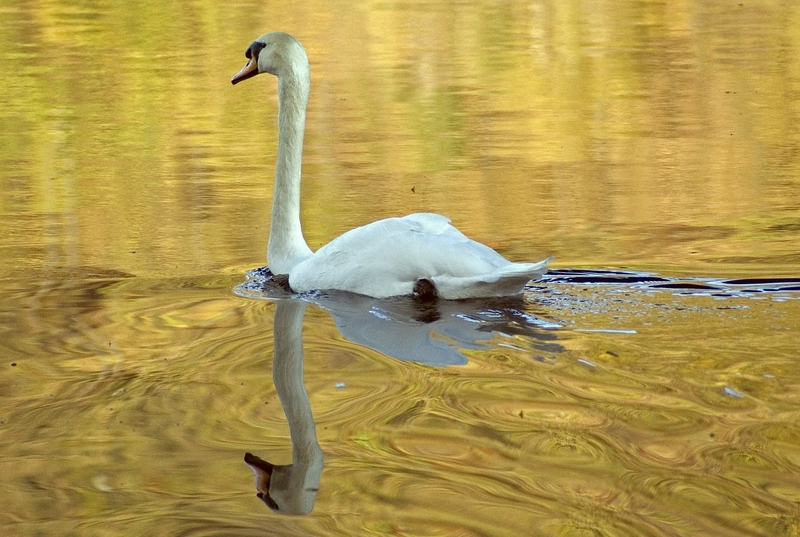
[231,32,553,299]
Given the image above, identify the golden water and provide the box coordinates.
[1,1,799,536]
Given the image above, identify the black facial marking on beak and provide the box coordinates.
[246,41,267,61]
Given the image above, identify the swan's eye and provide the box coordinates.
[246,41,267,61]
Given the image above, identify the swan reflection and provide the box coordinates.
[237,267,563,366]
[245,299,323,515]
[240,269,564,514]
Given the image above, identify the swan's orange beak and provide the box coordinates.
[231,58,259,85]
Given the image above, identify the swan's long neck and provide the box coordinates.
[268,65,313,274]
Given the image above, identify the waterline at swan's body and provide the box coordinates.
[232,32,552,299]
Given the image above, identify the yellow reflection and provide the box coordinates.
[1,0,799,281]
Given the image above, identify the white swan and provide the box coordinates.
[231,32,552,299]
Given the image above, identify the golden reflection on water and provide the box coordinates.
[2,0,800,277]
[1,0,800,536]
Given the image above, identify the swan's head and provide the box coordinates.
[231,32,309,85]
[244,452,319,516]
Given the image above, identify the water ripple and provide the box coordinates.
[2,268,799,536]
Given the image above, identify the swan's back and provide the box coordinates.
[289,213,551,299]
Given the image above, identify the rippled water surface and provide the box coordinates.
[2,1,800,536]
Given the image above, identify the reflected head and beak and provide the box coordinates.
[231,41,267,85]
[244,452,280,511]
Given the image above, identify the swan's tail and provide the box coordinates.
[434,256,554,299]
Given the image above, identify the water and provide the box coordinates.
[2,271,797,535]
[2,1,800,536]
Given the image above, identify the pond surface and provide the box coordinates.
[1,1,799,536]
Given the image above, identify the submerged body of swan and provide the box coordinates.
[232,32,552,299]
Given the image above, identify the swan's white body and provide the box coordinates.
[232,32,552,299]
[290,213,550,299]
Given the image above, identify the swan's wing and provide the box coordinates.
[289,213,551,298]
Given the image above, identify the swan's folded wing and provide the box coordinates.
[289,214,551,298]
